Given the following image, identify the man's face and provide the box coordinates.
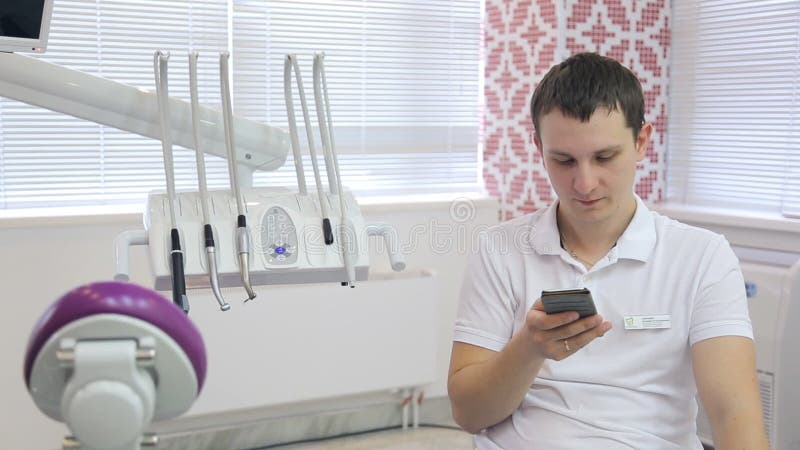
[534,107,651,227]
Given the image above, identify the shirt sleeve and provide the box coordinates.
[689,236,753,346]
[452,230,517,352]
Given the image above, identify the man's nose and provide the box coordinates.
[573,164,599,195]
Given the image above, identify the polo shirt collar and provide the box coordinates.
[615,194,656,262]
[530,194,656,263]
[530,200,563,256]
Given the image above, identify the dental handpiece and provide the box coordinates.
[154,51,189,313]
[189,51,230,312]
[220,51,257,302]
[203,225,230,311]
[169,229,189,312]
[236,215,257,302]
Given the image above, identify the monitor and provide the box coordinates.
[0,0,54,53]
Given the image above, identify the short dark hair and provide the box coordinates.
[530,52,645,141]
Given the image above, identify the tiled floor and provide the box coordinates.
[272,427,474,450]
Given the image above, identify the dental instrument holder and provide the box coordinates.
[140,186,405,291]
[107,51,403,296]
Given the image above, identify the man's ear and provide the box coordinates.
[533,132,548,170]
[635,123,654,161]
[533,131,542,153]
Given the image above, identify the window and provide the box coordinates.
[667,0,800,218]
[0,0,482,211]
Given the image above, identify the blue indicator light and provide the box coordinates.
[275,246,286,255]
[745,281,757,298]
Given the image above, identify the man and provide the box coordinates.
[448,53,768,449]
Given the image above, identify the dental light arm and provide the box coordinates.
[0,52,290,171]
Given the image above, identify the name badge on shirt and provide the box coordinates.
[623,315,671,330]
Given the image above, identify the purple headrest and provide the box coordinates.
[24,281,206,391]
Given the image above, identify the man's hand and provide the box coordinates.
[448,299,613,433]
[523,298,613,361]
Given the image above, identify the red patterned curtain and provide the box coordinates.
[484,0,670,220]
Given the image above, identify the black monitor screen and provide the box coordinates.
[0,0,47,39]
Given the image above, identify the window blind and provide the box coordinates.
[667,0,800,217]
[234,0,482,196]
[0,0,482,211]
[0,0,229,210]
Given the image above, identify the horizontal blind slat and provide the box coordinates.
[667,0,800,217]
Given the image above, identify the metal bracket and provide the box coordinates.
[62,433,158,449]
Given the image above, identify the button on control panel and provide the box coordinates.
[262,206,299,265]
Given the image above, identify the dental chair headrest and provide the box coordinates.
[23,281,207,390]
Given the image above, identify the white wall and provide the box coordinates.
[0,197,498,449]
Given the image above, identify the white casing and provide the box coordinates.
[144,187,370,291]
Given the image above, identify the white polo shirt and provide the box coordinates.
[453,195,753,450]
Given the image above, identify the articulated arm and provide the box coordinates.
[0,52,290,171]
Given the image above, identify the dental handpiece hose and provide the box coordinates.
[288,54,334,246]
[313,53,355,287]
[154,51,189,313]
[189,51,230,312]
[283,55,308,196]
[220,52,256,301]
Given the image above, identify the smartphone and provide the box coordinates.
[540,288,597,318]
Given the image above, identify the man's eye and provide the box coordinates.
[597,155,614,162]
[555,158,574,165]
